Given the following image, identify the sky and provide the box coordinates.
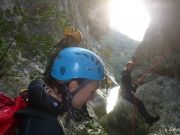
[109,0,151,41]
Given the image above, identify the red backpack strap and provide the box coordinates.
[14,96,28,111]
[0,92,28,135]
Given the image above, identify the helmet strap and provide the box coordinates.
[71,79,92,96]
[57,79,92,106]
[63,79,92,126]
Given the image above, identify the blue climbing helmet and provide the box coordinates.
[51,47,104,81]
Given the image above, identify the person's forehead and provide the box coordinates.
[91,80,101,85]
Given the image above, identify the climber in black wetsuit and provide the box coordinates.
[120,61,160,125]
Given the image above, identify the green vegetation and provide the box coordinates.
[73,120,108,135]
[0,0,71,80]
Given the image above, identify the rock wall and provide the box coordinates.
[100,0,180,135]
[132,1,180,134]
[0,0,110,135]
[133,0,180,80]
[0,0,110,95]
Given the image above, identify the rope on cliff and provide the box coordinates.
[129,36,180,134]
[131,97,137,135]
[129,48,171,133]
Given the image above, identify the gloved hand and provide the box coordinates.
[132,84,138,93]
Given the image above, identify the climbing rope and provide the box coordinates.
[129,37,180,134]
[131,97,137,135]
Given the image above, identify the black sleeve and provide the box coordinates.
[132,84,137,92]
[121,71,134,92]
[18,116,64,135]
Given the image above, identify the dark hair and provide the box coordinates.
[43,74,86,101]
[43,74,68,100]
[44,74,57,89]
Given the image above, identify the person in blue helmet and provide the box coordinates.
[16,47,104,135]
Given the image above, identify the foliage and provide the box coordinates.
[149,127,180,135]
[27,0,71,28]
[0,37,7,57]
[29,34,55,65]
[74,120,108,135]
[0,0,71,80]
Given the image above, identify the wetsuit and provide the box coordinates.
[120,70,154,123]
[16,79,66,135]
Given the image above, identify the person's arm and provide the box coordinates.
[121,71,135,92]
[132,83,137,92]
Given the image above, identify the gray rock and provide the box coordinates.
[136,76,180,135]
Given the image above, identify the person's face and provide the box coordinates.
[71,80,100,109]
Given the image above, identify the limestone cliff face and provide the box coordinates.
[100,1,180,135]
[133,0,180,80]
[0,0,109,135]
[131,1,180,134]
[21,0,109,50]
[0,0,110,94]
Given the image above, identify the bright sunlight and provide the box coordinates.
[106,86,120,113]
[109,0,150,41]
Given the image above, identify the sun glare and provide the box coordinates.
[109,0,150,41]
[106,86,120,113]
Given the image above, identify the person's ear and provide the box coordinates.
[68,80,79,93]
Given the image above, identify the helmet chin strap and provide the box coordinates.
[57,79,92,109]
[59,79,92,127]
[71,79,92,96]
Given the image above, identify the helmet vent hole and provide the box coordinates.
[90,56,94,62]
[74,53,81,55]
[60,67,66,75]
[95,60,100,65]
[87,67,93,70]
[82,53,89,59]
